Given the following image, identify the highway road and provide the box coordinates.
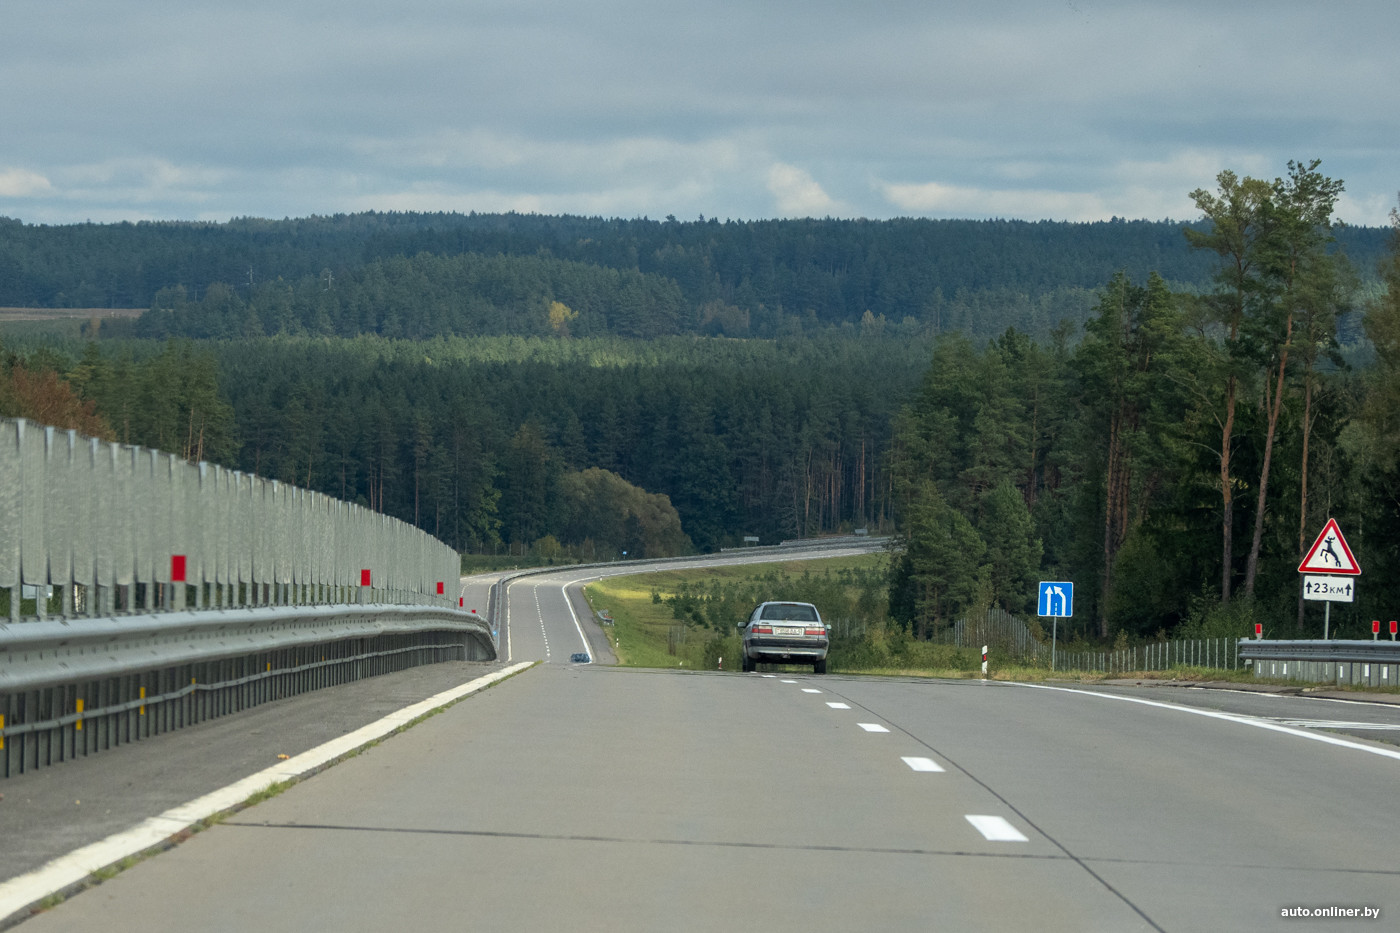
[4,550,1399,931]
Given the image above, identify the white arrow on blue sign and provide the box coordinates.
[1038,581,1073,618]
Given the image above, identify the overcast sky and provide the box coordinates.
[3,1,1397,226]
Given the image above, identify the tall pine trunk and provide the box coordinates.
[1219,374,1237,604]
[1244,316,1292,598]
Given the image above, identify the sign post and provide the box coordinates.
[1298,520,1361,640]
[1037,581,1074,672]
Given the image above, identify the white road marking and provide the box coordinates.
[858,723,890,733]
[826,702,851,709]
[966,815,1028,842]
[901,756,945,772]
[503,582,514,662]
[802,688,822,694]
[0,662,536,921]
[761,674,776,679]
[1016,683,1400,763]
[559,580,594,660]
[533,586,551,660]
[1276,719,1400,731]
[781,679,798,684]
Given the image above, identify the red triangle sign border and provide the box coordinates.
[1297,518,1361,576]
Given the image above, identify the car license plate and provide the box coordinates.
[776,626,803,636]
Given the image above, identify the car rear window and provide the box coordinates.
[759,604,818,622]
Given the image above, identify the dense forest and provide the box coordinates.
[2,167,1398,645]
[1,212,1389,342]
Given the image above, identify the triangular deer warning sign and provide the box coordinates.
[1298,519,1361,575]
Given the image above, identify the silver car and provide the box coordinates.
[739,601,829,673]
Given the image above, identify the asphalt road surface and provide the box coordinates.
[9,672,1400,930]
[4,555,1398,931]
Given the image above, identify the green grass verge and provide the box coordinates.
[581,557,1396,692]
[585,554,885,672]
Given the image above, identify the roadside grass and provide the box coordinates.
[581,558,1399,695]
[585,554,885,672]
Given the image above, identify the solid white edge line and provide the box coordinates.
[560,580,594,660]
[966,814,1029,842]
[505,581,514,663]
[901,756,945,773]
[1014,682,1400,762]
[0,661,536,921]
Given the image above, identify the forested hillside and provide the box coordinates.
[3,172,1398,646]
[1,333,927,557]
[2,212,1389,341]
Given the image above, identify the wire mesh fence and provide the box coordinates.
[1052,637,1242,674]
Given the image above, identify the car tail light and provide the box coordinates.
[752,625,773,634]
[805,628,826,636]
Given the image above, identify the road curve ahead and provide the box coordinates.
[18,661,1399,932]
[494,544,884,666]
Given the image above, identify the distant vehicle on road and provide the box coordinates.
[570,652,591,663]
[739,601,829,673]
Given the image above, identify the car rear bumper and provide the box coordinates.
[744,637,828,661]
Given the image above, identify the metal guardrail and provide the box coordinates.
[1238,639,1400,688]
[0,604,494,692]
[0,417,493,778]
[0,604,493,778]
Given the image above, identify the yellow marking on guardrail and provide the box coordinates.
[1,713,5,749]
[139,686,146,715]
[75,698,84,731]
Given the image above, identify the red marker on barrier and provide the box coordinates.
[171,555,187,583]
[437,581,445,595]
[1373,620,1381,640]
[360,569,371,587]
[1391,620,1398,641]
[1254,622,1263,639]
[459,597,464,607]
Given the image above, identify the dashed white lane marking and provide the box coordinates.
[966,815,1029,842]
[901,756,945,772]
[762,674,776,678]
[827,702,851,709]
[858,723,890,733]
[802,688,822,694]
[533,586,551,660]
[780,679,798,684]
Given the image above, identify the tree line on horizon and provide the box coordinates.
[2,163,1399,645]
[1,212,1390,344]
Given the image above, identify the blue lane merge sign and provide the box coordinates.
[1038,581,1073,618]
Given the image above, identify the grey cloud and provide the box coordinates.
[2,1,1397,224]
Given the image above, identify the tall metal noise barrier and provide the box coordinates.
[0,418,461,621]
